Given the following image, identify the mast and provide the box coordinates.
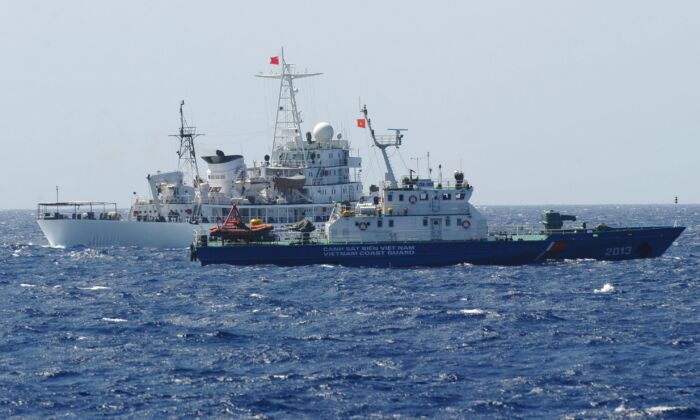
[169,100,203,187]
[361,105,405,189]
[256,48,322,164]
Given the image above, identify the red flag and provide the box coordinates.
[356,118,366,128]
[270,56,280,65]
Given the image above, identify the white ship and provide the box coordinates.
[37,51,363,248]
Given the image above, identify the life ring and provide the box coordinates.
[462,220,471,229]
[408,195,417,204]
[358,221,368,230]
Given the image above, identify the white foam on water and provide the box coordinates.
[460,309,486,315]
[101,317,127,323]
[249,293,265,299]
[594,283,615,293]
[613,403,690,417]
[79,286,111,291]
[645,406,686,415]
[449,308,499,317]
[20,283,36,288]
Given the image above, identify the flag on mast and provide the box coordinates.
[270,56,280,65]
[356,118,366,128]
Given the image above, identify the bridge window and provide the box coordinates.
[377,220,383,228]
[442,193,451,200]
[399,194,404,201]
[420,193,428,200]
[446,217,451,226]
[387,194,393,202]
[456,192,465,200]
[423,218,428,227]
[389,220,394,227]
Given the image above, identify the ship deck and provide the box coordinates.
[197,226,680,249]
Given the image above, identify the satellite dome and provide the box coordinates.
[312,122,334,142]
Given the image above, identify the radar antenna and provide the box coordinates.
[256,48,322,164]
[361,105,406,188]
[169,100,203,187]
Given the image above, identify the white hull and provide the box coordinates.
[37,219,209,248]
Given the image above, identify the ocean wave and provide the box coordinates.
[79,286,111,291]
[101,317,128,323]
[594,283,615,293]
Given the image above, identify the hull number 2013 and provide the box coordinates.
[605,246,632,257]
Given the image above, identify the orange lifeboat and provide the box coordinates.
[210,204,274,242]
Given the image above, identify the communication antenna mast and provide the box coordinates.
[411,152,431,179]
[361,105,405,188]
[169,100,203,187]
[256,48,322,164]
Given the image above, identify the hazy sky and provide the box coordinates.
[2,1,699,209]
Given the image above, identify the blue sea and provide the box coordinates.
[1,205,698,418]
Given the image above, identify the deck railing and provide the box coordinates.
[37,202,121,221]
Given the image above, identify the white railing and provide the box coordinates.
[270,158,351,168]
[133,197,194,206]
[37,202,121,221]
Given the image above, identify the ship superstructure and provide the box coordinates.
[37,51,364,248]
[129,50,362,226]
[235,49,362,222]
[324,106,488,244]
[130,100,203,223]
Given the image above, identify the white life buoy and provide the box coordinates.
[409,195,417,204]
[462,220,471,229]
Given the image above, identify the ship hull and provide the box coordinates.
[196,239,553,267]
[37,219,207,248]
[195,227,684,267]
[541,227,685,261]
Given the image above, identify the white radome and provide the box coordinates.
[312,122,334,142]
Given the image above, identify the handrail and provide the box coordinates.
[37,201,120,221]
[490,224,674,236]
[268,158,352,168]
